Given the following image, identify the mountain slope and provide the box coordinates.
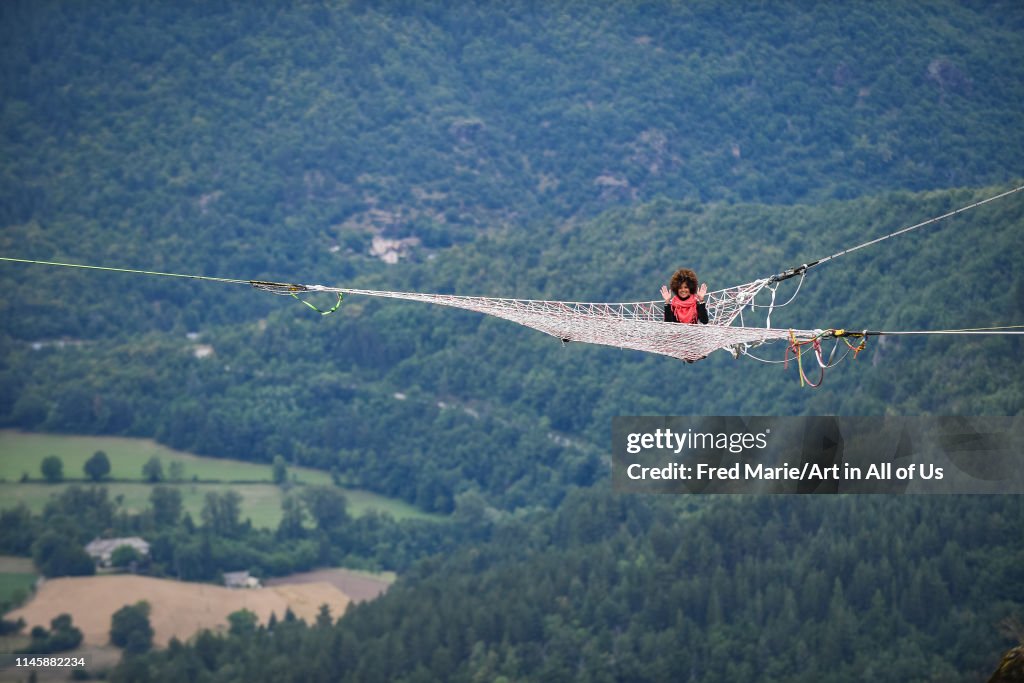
[4,188,1022,512]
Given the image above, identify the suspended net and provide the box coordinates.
[8,182,1023,366]
[251,279,815,362]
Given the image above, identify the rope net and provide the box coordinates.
[254,280,815,362]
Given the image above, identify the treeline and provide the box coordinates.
[111,492,1024,682]
[2,189,1022,513]
[0,484,491,580]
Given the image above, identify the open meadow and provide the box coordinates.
[265,567,396,602]
[0,573,34,608]
[0,552,394,680]
[6,574,351,647]
[0,430,329,484]
[0,431,440,524]
[0,557,36,617]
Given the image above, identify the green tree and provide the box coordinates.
[228,609,258,636]
[110,601,153,654]
[201,490,243,537]
[304,486,349,531]
[277,493,307,540]
[168,461,186,482]
[272,455,288,485]
[40,455,63,483]
[46,614,83,651]
[83,450,111,481]
[0,505,37,554]
[142,456,164,483]
[0,616,25,637]
[150,486,183,527]
[110,544,141,568]
[32,531,95,577]
[42,486,115,540]
[19,613,82,654]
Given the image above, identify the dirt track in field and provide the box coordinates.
[265,567,392,602]
[0,556,35,573]
[4,574,349,647]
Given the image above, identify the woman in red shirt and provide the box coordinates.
[661,268,709,324]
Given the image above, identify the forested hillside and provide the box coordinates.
[115,493,1024,682]
[1,1,1022,681]
[2,0,1023,292]
[3,189,1023,512]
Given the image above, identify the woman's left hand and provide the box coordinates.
[696,283,707,302]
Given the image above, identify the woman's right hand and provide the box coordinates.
[660,285,671,303]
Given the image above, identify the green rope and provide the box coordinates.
[291,291,343,315]
[0,256,345,316]
[0,256,251,286]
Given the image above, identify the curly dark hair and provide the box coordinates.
[669,268,698,297]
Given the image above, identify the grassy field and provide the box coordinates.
[0,431,441,524]
[0,573,35,610]
[0,481,435,527]
[0,482,289,528]
[0,430,334,484]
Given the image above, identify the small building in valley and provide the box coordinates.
[223,570,261,589]
[85,537,150,567]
